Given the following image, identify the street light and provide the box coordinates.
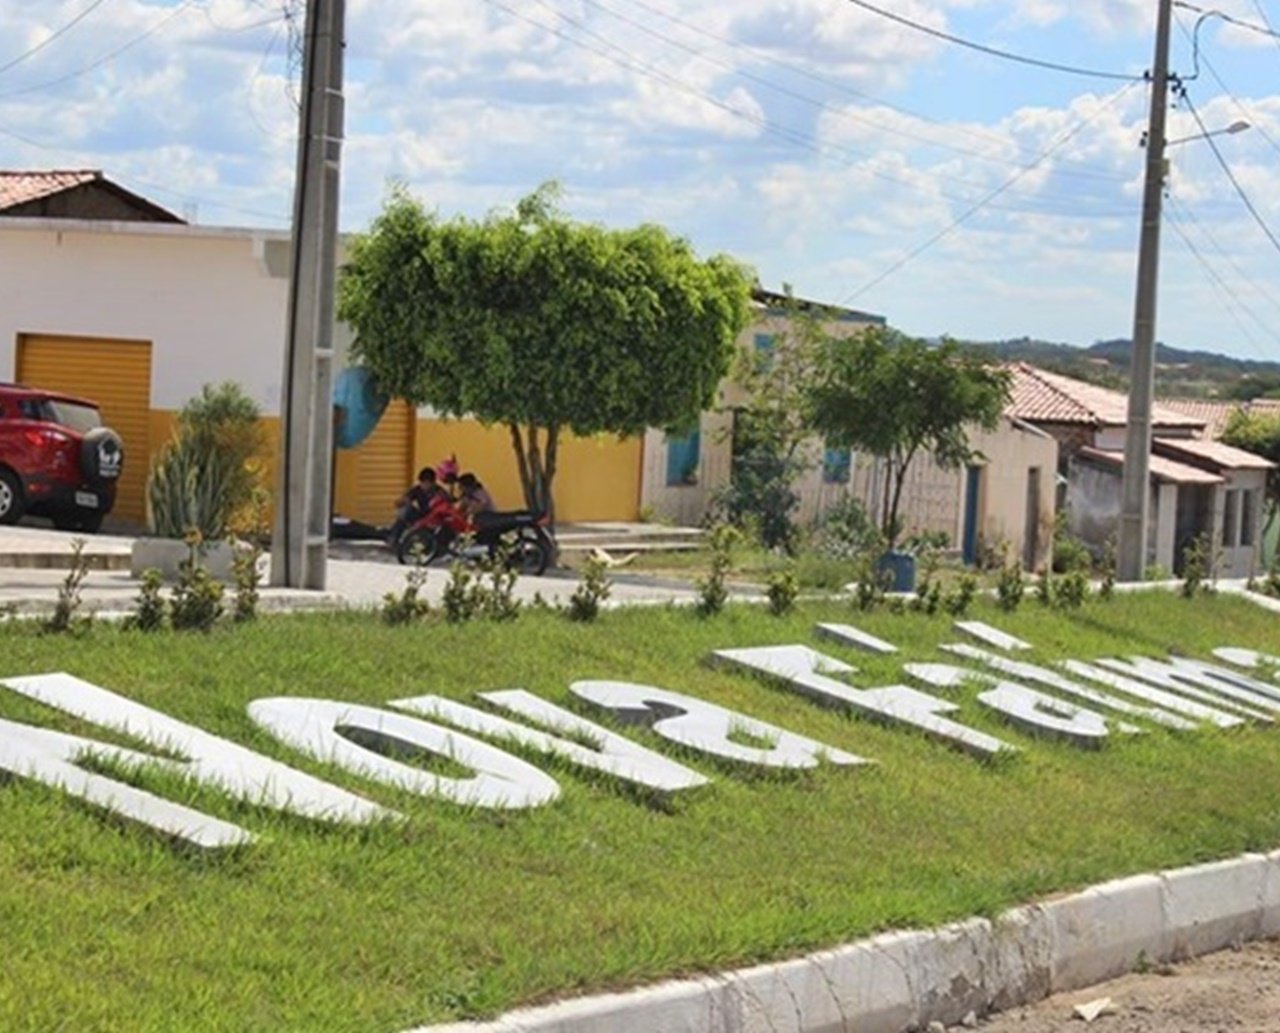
[1165,120,1250,148]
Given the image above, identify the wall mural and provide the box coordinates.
[1,622,1277,850]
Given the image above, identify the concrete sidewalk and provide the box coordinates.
[0,525,709,615]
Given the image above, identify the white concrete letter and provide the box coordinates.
[976,683,1111,748]
[248,697,560,809]
[1,673,390,825]
[712,644,1012,758]
[569,680,869,770]
[391,691,709,796]
[0,717,253,849]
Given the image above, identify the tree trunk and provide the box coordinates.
[543,425,560,525]
[508,423,538,511]
[507,422,560,517]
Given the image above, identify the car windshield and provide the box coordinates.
[43,399,102,433]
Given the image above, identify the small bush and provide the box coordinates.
[568,557,612,622]
[1181,532,1218,598]
[382,564,431,625]
[43,539,91,635]
[695,525,740,617]
[943,572,978,616]
[765,566,799,617]
[1098,539,1117,601]
[442,563,479,624]
[812,495,880,561]
[1052,512,1092,574]
[911,551,942,615]
[1035,571,1054,607]
[232,541,263,623]
[126,569,167,632]
[1055,567,1089,609]
[995,559,1025,612]
[170,537,225,632]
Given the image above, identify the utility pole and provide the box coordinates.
[1117,0,1174,582]
[271,0,345,589]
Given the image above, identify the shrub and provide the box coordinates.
[695,524,740,617]
[943,572,978,616]
[170,536,225,632]
[812,495,880,561]
[1181,532,1217,598]
[232,541,263,623]
[1055,567,1089,609]
[126,569,167,632]
[382,564,431,625]
[43,539,91,635]
[996,559,1025,612]
[568,557,612,622]
[1052,512,1092,574]
[765,566,799,617]
[148,382,265,539]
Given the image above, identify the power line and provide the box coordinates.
[838,0,1144,82]
[1165,195,1280,354]
[551,0,1130,187]
[1181,86,1280,259]
[835,80,1141,305]
[1174,1,1280,43]
[0,1,196,101]
[0,0,112,78]
[489,0,1132,219]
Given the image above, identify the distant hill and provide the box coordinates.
[962,336,1280,399]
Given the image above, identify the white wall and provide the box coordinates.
[0,220,299,413]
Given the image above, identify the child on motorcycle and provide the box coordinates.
[387,466,450,544]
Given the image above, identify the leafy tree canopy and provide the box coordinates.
[1222,408,1280,545]
[805,328,1011,547]
[337,183,753,514]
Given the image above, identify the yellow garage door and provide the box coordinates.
[334,401,415,526]
[17,335,152,523]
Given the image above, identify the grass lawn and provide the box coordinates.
[3,591,1280,1031]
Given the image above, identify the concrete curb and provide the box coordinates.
[410,848,1280,1033]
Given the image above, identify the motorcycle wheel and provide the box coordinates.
[509,528,551,577]
[397,526,442,566]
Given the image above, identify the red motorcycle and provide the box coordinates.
[394,495,554,576]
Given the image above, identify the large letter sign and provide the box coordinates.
[712,645,1012,758]
[0,673,391,848]
[391,691,709,796]
[569,681,869,770]
[247,698,561,810]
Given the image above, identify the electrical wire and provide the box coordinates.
[834,80,1142,305]
[1164,199,1272,355]
[1172,194,1280,355]
[1174,1,1280,43]
[1166,192,1280,321]
[549,0,1129,186]
[0,0,112,78]
[0,1,196,101]
[1181,86,1280,259]
[489,0,1132,219]
[838,0,1143,82]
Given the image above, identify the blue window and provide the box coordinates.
[753,333,776,369]
[822,445,851,484]
[666,429,701,486]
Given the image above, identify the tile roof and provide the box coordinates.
[0,170,100,212]
[1153,436,1275,471]
[1158,397,1280,440]
[1077,446,1225,485]
[1005,362,1206,430]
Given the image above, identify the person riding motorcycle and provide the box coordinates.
[387,466,450,544]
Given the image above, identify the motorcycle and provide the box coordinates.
[394,495,554,576]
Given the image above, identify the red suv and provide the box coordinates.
[0,384,125,533]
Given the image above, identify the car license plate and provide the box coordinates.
[74,491,98,508]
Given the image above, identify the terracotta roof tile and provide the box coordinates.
[1004,363,1205,429]
[0,170,100,212]
[1158,397,1280,440]
[1153,436,1275,471]
[1077,446,1225,485]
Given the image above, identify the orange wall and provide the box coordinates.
[415,419,642,521]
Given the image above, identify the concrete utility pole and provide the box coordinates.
[271,0,346,589]
[1117,0,1174,582]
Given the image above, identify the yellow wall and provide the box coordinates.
[415,419,642,521]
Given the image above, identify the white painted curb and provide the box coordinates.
[410,848,1280,1033]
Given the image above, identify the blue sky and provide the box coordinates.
[2,0,1280,360]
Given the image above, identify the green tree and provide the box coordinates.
[1222,407,1280,556]
[337,184,753,517]
[805,329,1010,548]
[714,293,826,551]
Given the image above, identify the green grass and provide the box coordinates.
[2,592,1280,1031]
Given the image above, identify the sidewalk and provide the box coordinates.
[0,525,709,615]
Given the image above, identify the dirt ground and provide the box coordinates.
[970,939,1280,1032]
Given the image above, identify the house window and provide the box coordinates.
[1241,489,1257,547]
[754,333,776,358]
[1222,489,1239,548]
[666,429,701,487]
[822,445,851,484]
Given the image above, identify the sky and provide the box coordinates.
[2,1,1280,360]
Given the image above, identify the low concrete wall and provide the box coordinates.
[414,848,1280,1033]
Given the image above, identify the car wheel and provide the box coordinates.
[0,469,25,525]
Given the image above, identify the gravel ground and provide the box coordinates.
[967,939,1280,1032]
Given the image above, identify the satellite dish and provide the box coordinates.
[333,366,389,449]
